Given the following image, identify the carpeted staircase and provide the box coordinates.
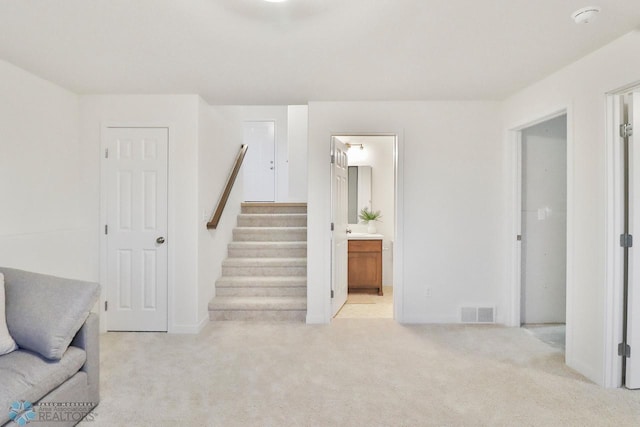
[208,203,307,321]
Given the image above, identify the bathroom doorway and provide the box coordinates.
[518,114,568,350]
[331,135,397,319]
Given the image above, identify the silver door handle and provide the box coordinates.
[156,237,165,244]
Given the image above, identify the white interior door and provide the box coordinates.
[331,138,349,317]
[627,92,640,388]
[105,127,168,332]
[243,121,275,202]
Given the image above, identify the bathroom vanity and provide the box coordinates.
[348,233,383,295]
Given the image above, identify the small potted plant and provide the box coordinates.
[359,207,382,234]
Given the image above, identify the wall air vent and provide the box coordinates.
[460,306,495,324]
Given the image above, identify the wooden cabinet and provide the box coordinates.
[348,239,383,295]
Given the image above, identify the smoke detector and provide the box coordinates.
[571,6,601,24]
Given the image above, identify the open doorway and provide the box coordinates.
[518,114,568,351]
[331,135,397,319]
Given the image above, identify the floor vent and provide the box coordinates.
[460,306,495,324]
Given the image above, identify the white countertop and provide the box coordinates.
[347,233,384,240]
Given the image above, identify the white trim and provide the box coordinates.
[99,123,173,333]
[306,315,327,324]
[325,132,404,323]
[170,318,208,334]
[604,93,624,388]
[402,314,459,324]
[394,132,405,322]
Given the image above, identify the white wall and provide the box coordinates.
[502,30,640,386]
[287,105,308,202]
[307,101,503,324]
[0,60,96,280]
[197,101,246,325]
[79,94,201,333]
[521,115,567,324]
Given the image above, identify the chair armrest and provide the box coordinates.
[70,313,100,403]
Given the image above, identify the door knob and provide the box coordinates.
[156,237,166,244]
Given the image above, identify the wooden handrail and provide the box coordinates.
[207,144,248,229]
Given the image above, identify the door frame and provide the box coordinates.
[328,133,404,321]
[99,123,173,333]
[604,82,640,387]
[516,113,569,326]
[506,106,573,356]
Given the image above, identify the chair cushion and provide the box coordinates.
[0,346,86,425]
[0,273,17,355]
[1,268,100,360]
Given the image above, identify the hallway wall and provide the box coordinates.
[307,101,503,324]
[502,30,640,386]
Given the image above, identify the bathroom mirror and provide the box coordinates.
[348,165,372,224]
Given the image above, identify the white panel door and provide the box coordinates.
[243,121,275,202]
[105,128,168,332]
[627,92,640,388]
[331,138,349,317]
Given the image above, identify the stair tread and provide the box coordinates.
[222,257,306,265]
[228,241,307,247]
[235,227,307,230]
[217,276,307,282]
[242,202,307,207]
[238,213,307,217]
[209,296,307,310]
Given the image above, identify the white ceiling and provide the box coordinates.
[1,1,639,104]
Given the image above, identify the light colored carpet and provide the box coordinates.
[335,286,393,318]
[81,320,640,426]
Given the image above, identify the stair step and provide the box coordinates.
[237,213,307,227]
[209,296,307,310]
[216,276,306,297]
[228,241,307,258]
[233,227,307,242]
[241,202,307,214]
[216,287,306,297]
[216,276,307,287]
[209,310,306,321]
[221,257,306,277]
[209,296,307,321]
[212,203,308,322]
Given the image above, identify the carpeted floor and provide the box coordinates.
[81,320,640,426]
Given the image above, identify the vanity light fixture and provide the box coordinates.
[346,143,364,150]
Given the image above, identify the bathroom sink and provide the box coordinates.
[347,232,384,240]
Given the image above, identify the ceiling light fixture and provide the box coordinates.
[571,6,601,24]
[264,0,287,3]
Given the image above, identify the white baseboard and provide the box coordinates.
[306,314,329,324]
[170,317,208,334]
